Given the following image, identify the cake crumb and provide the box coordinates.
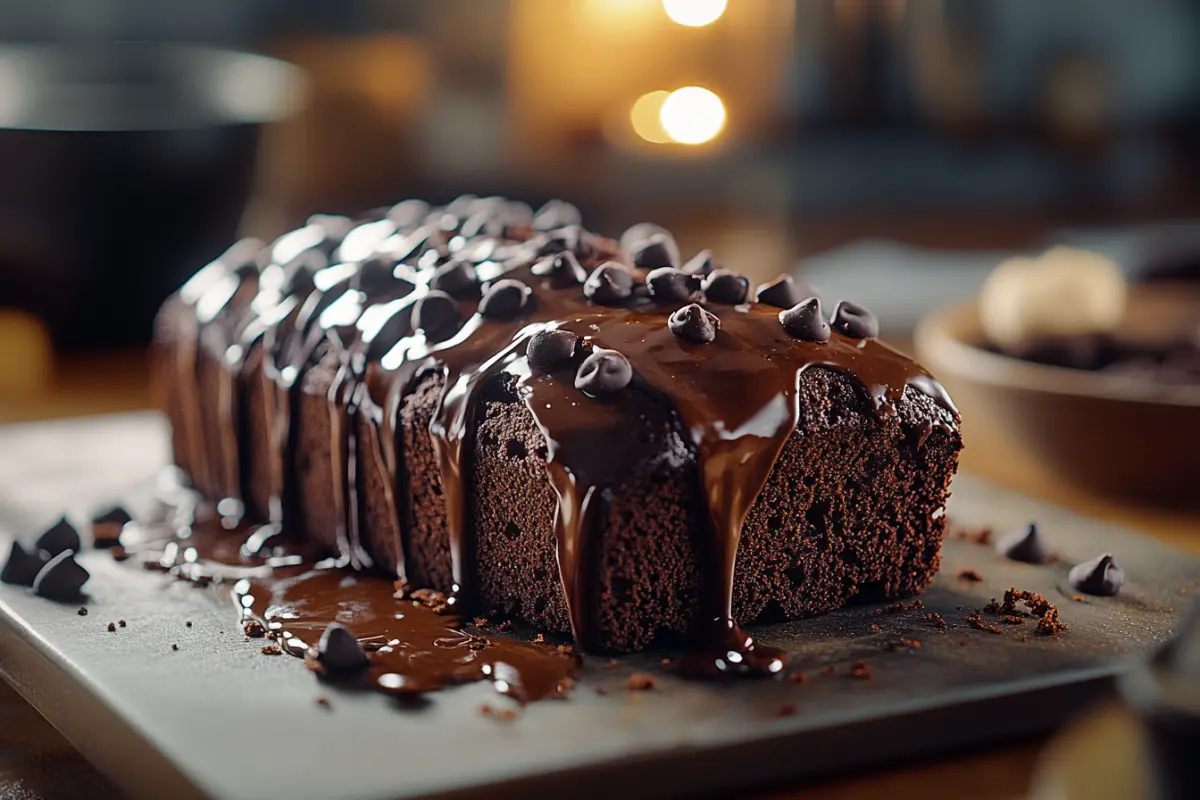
[243,619,266,638]
[111,547,130,562]
[260,645,282,655]
[789,672,807,684]
[473,617,488,628]
[966,609,1004,634]
[479,703,519,722]
[185,621,193,628]
[869,624,881,633]
[532,633,545,644]
[777,702,797,717]
[1002,615,1026,626]
[885,638,921,652]
[951,525,993,545]
[77,606,88,616]
[1001,588,1068,636]
[983,599,1002,614]
[874,599,924,616]
[627,672,657,691]
[171,644,179,651]
[1018,634,1030,642]
[556,644,574,656]
[118,619,126,628]
[106,622,115,632]
[958,569,984,582]
[848,660,873,680]
[603,658,619,670]
[410,588,450,614]
[1073,595,1087,603]
[820,665,837,676]
[595,686,609,695]
[315,696,331,710]
[497,620,514,632]
[923,612,947,631]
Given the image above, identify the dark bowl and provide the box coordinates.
[0,43,304,350]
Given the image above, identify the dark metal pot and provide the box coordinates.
[0,43,303,349]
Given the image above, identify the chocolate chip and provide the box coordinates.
[32,551,90,600]
[412,291,461,340]
[1,541,47,586]
[996,522,1054,565]
[536,226,595,261]
[575,349,633,394]
[779,297,831,343]
[35,516,81,558]
[317,622,369,672]
[831,300,879,339]
[430,259,477,297]
[527,330,579,368]
[646,268,701,303]
[479,279,532,320]
[583,262,635,306]
[620,223,671,256]
[756,275,808,309]
[1069,554,1125,597]
[533,199,582,232]
[682,249,718,276]
[352,255,401,295]
[701,269,750,305]
[669,304,721,344]
[628,233,679,270]
[531,251,588,285]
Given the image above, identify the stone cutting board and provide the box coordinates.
[0,412,1196,800]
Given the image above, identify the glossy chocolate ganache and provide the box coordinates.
[148,196,958,697]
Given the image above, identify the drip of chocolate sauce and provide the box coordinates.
[173,200,956,681]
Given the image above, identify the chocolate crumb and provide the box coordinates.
[820,665,837,676]
[789,672,808,684]
[627,672,657,691]
[875,599,925,616]
[171,644,179,651]
[869,624,881,633]
[958,569,984,582]
[243,619,266,638]
[77,606,88,616]
[106,622,115,632]
[1002,615,1026,625]
[923,612,947,631]
[118,619,126,628]
[1000,587,1068,635]
[983,599,1002,614]
[778,702,798,717]
[315,696,331,710]
[966,609,1004,634]
[848,660,874,679]
[595,686,609,695]
[555,644,574,655]
[473,617,488,628]
[185,621,192,628]
[1073,595,1087,603]
[532,633,545,644]
[1018,634,1030,642]
[951,524,993,545]
[497,620,513,632]
[603,659,619,670]
[479,703,519,722]
[885,638,922,652]
[111,547,130,562]
[260,645,281,655]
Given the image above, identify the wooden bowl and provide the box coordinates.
[915,284,1200,508]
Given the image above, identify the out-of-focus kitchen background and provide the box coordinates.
[1,0,1199,404]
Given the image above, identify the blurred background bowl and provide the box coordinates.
[915,284,1200,507]
[0,43,303,350]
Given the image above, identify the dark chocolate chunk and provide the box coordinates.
[701,269,750,305]
[533,199,582,232]
[412,291,461,340]
[91,505,132,528]
[353,255,401,295]
[478,279,532,320]
[1069,554,1125,597]
[1071,562,1120,602]
[669,304,721,344]
[583,263,635,306]
[317,622,369,672]
[575,349,633,394]
[32,551,90,600]
[682,249,718,276]
[536,226,595,261]
[646,268,701,303]
[756,274,807,309]
[620,222,671,256]
[430,259,478,297]
[628,233,679,270]
[830,300,880,339]
[527,330,578,368]
[531,251,588,285]
[35,516,81,558]
[996,522,1054,565]
[779,297,831,343]
[2,541,47,586]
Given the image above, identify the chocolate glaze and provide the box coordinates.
[164,197,957,676]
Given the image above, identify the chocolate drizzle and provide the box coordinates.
[162,197,957,676]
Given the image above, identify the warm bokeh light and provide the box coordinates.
[629,90,672,143]
[662,0,727,27]
[659,86,726,144]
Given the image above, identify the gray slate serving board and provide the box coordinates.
[0,412,1196,800]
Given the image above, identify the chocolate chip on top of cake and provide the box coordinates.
[152,196,961,671]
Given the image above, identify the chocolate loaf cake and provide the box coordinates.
[154,196,961,664]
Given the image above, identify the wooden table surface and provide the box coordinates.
[1,349,1196,800]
